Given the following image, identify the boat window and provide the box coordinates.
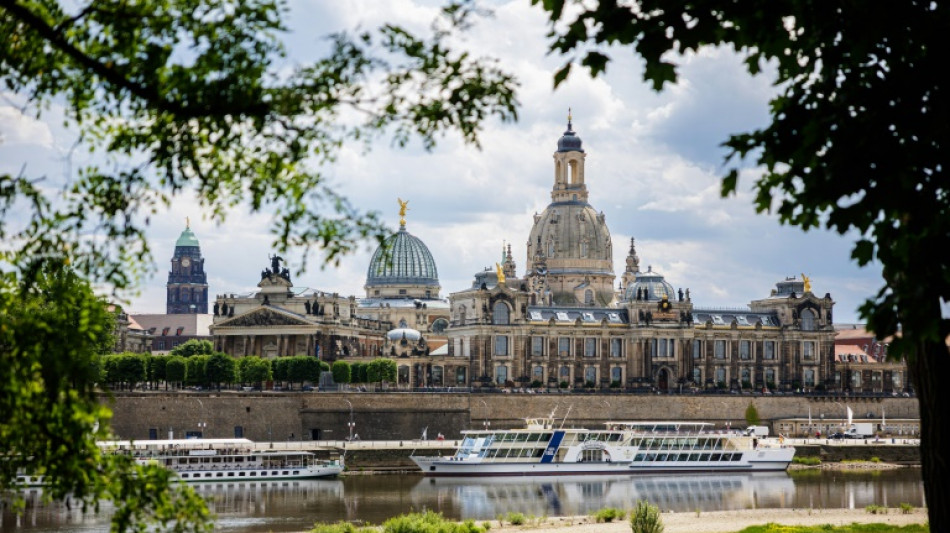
[679,454,690,461]
[228,472,234,477]
[656,453,668,461]
[699,454,710,461]
[710,454,721,461]
[293,471,299,474]
[239,472,245,476]
[182,474,189,478]
[634,453,645,461]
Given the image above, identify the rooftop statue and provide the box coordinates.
[398,198,409,226]
[801,272,812,293]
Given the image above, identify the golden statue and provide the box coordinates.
[397,198,409,226]
[801,273,812,293]
[495,262,506,284]
[186,216,190,228]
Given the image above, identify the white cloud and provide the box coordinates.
[0,105,55,148]
[1,1,882,324]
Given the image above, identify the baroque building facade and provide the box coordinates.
[202,118,904,395]
[444,120,841,393]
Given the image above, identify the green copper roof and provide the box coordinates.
[175,227,200,247]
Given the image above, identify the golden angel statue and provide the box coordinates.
[397,198,409,226]
[495,262,506,284]
[801,273,811,293]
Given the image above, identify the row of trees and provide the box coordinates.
[100,352,399,391]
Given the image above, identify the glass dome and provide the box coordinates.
[366,228,440,287]
[625,266,675,302]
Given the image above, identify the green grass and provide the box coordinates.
[735,525,928,532]
[793,456,822,465]
[900,503,915,514]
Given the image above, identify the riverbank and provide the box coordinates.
[490,508,929,533]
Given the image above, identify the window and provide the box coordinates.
[714,340,726,359]
[610,338,623,358]
[610,367,622,384]
[740,367,752,387]
[531,336,545,357]
[851,371,862,388]
[399,289,407,295]
[493,302,510,325]
[804,369,815,387]
[495,366,508,385]
[801,309,816,331]
[558,337,571,356]
[431,318,448,333]
[584,289,593,304]
[432,366,444,386]
[715,367,727,386]
[584,338,597,357]
[584,366,597,384]
[764,341,775,360]
[559,366,570,380]
[234,426,244,438]
[692,339,702,359]
[692,367,702,384]
[803,341,815,360]
[533,365,544,382]
[456,367,467,384]
[494,336,509,356]
[739,340,751,360]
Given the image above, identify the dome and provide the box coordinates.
[625,266,675,302]
[527,203,613,274]
[386,327,422,342]
[175,226,200,248]
[557,118,583,153]
[366,227,440,288]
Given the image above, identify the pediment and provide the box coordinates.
[217,307,312,328]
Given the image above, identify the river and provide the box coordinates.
[1,469,925,532]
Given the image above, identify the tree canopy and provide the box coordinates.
[531,0,949,526]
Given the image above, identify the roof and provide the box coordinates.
[175,227,200,248]
[525,307,628,325]
[357,297,449,309]
[130,314,213,336]
[691,310,779,327]
[366,227,439,287]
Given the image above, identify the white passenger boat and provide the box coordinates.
[99,438,344,482]
[411,419,794,477]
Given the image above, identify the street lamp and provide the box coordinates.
[345,399,355,441]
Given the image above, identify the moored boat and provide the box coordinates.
[99,438,343,482]
[411,419,794,477]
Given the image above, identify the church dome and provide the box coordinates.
[386,327,422,342]
[625,266,675,302]
[366,227,440,288]
[557,120,583,153]
[527,203,613,273]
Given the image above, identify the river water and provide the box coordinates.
[2,469,925,532]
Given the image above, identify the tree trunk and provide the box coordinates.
[911,338,948,529]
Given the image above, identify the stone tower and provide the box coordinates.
[525,115,615,306]
[166,221,208,314]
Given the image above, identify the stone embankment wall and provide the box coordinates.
[106,392,918,443]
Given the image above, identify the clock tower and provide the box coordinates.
[167,220,209,314]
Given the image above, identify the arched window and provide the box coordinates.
[431,318,448,333]
[801,309,816,331]
[492,302,510,325]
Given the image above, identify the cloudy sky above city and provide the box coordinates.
[0,0,884,323]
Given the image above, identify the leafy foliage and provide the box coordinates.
[532,1,949,528]
[170,340,214,358]
[629,499,664,533]
[237,355,272,386]
[332,360,352,384]
[745,402,761,427]
[0,265,210,531]
[367,358,397,384]
[382,511,485,533]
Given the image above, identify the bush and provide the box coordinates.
[900,502,915,514]
[592,507,625,523]
[504,512,526,525]
[792,456,821,466]
[630,500,664,533]
[311,522,375,533]
[870,456,881,463]
[865,504,887,514]
[383,511,484,533]
[559,381,569,389]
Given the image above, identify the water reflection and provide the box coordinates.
[1,470,925,533]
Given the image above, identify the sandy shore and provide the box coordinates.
[490,508,929,533]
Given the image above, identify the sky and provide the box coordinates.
[0,0,884,323]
